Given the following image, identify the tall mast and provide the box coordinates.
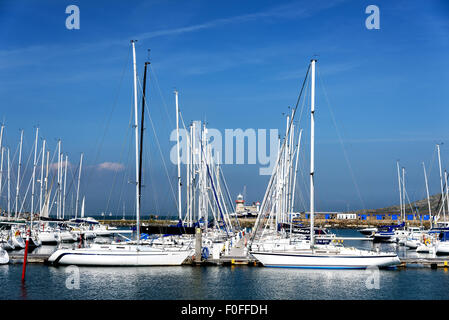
[131,40,140,244]
[15,130,23,218]
[75,153,83,218]
[138,61,149,222]
[445,170,449,217]
[437,144,446,220]
[0,147,3,208]
[31,127,39,224]
[396,161,403,221]
[423,162,432,228]
[186,123,191,226]
[309,59,316,249]
[39,140,46,214]
[402,167,406,222]
[290,129,303,215]
[189,123,194,226]
[190,122,195,221]
[7,148,10,218]
[57,140,62,219]
[45,150,49,208]
[62,155,68,219]
[175,90,182,221]
[0,125,4,204]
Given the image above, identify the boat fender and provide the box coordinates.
[202,247,210,259]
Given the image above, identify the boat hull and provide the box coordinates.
[436,242,449,255]
[38,231,59,245]
[48,246,193,266]
[0,249,9,264]
[250,251,400,269]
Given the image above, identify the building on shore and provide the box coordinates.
[232,194,260,218]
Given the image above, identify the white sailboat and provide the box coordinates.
[0,248,8,264]
[49,40,192,266]
[250,59,400,269]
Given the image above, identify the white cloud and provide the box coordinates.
[97,162,125,171]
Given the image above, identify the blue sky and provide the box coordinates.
[1,0,449,217]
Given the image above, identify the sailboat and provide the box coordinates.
[48,40,193,266]
[249,59,400,269]
[0,247,8,264]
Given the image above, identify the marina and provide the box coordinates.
[3,228,449,269]
[2,0,449,305]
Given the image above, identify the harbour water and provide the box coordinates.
[1,229,449,300]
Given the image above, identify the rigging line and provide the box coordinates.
[44,145,60,217]
[317,66,366,210]
[19,147,40,212]
[85,45,131,190]
[149,64,175,129]
[17,135,34,195]
[144,134,161,217]
[426,147,437,197]
[104,101,134,215]
[115,128,135,217]
[250,63,311,245]
[137,77,179,212]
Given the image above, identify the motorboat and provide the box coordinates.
[358,227,377,237]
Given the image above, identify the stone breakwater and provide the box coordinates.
[99,218,431,229]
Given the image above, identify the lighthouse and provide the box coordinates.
[235,194,245,213]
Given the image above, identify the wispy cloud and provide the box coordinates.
[49,160,73,171]
[133,0,347,41]
[97,162,125,171]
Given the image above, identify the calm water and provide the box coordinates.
[1,229,449,300]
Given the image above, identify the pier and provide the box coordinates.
[7,252,449,269]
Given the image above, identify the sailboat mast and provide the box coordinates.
[396,161,403,222]
[422,162,432,228]
[15,130,23,218]
[7,148,10,218]
[31,127,39,224]
[57,140,62,219]
[437,144,446,221]
[175,90,182,221]
[138,61,149,218]
[62,155,68,219]
[131,40,141,244]
[75,153,83,219]
[0,148,3,208]
[309,59,316,249]
[39,139,46,214]
[402,167,406,222]
[0,125,3,203]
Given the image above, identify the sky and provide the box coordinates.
[0,0,449,217]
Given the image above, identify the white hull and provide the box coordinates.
[48,244,193,266]
[59,231,78,243]
[0,248,9,264]
[359,228,377,237]
[12,235,25,249]
[416,244,433,253]
[405,240,418,249]
[38,231,59,245]
[436,242,449,255]
[0,239,15,251]
[251,249,400,269]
